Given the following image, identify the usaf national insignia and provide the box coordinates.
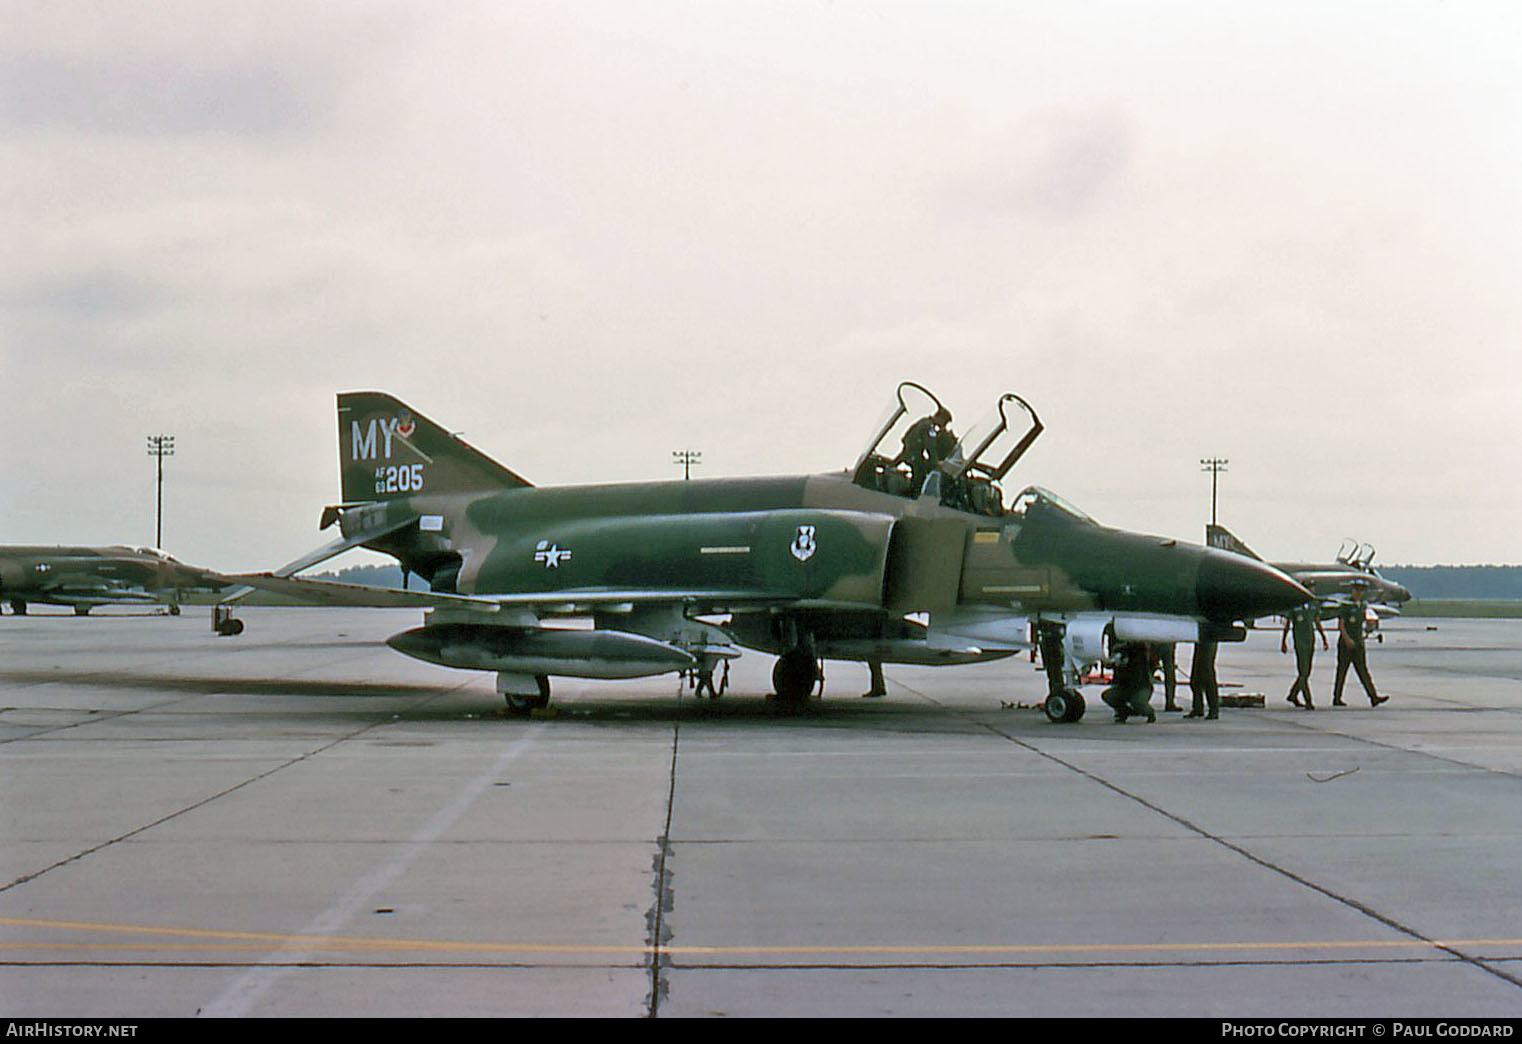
[790,524,817,563]
[534,540,572,568]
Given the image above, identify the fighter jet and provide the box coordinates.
[0,545,227,616]
[225,384,1308,720]
[1205,523,1412,613]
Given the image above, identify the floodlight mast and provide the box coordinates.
[1200,457,1228,527]
[147,434,175,548]
[672,449,702,481]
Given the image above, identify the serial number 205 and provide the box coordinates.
[375,464,424,494]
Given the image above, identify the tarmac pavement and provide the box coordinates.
[1,608,1519,1017]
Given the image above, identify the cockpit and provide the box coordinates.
[1336,539,1377,571]
[1004,485,1097,526]
[851,381,1047,517]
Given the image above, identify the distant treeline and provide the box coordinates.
[1381,566,1522,600]
[313,563,432,590]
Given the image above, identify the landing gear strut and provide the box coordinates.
[212,606,244,636]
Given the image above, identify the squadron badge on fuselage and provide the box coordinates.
[790,525,817,563]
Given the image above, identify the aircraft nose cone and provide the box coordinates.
[1196,550,1310,622]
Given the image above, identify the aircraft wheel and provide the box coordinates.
[504,676,552,715]
[169,605,181,616]
[1043,688,1086,724]
[10,600,27,616]
[74,606,91,616]
[215,618,245,636]
[772,651,818,704]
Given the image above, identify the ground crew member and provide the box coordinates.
[1281,583,1329,709]
[863,659,886,698]
[1333,583,1387,707]
[1155,642,1180,712]
[1185,639,1220,720]
[1102,642,1156,723]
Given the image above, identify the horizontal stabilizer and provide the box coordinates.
[222,573,504,611]
[218,513,421,605]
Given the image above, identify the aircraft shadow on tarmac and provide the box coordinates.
[0,663,998,728]
[0,667,446,701]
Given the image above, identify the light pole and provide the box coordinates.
[147,434,175,548]
[1200,457,1228,527]
[672,449,701,481]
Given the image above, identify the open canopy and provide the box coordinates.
[851,382,1046,516]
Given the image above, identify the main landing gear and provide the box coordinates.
[499,672,551,716]
[771,646,821,705]
[211,606,244,636]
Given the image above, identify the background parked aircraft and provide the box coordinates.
[0,546,228,616]
[1205,523,1413,614]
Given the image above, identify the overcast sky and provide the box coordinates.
[3,0,1519,570]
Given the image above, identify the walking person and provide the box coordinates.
[1281,584,1329,709]
[1333,583,1388,707]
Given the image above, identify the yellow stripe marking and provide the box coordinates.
[2,917,1517,958]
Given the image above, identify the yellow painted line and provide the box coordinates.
[3,917,1520,959]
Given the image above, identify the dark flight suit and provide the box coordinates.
[900,414,954,494]
[1102,644,1156,723]
[1186,640,1220,719]
[1156,642,1180,711]
[1334,602,1385,706]
[1285,602,1322,709]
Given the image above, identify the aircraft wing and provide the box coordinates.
[1315,595,1401,619]
[36,584,163,607]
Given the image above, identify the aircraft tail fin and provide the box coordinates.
[338,391,533,504]
[1205,523,1262,561]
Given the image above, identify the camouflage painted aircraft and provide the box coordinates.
[225,384,1308,720]
[0,545,226,616]
[1205,523,1412,615]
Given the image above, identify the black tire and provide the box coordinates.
[505,675,552,715]
[772,651,818,704]
[1044,688,1086,724]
